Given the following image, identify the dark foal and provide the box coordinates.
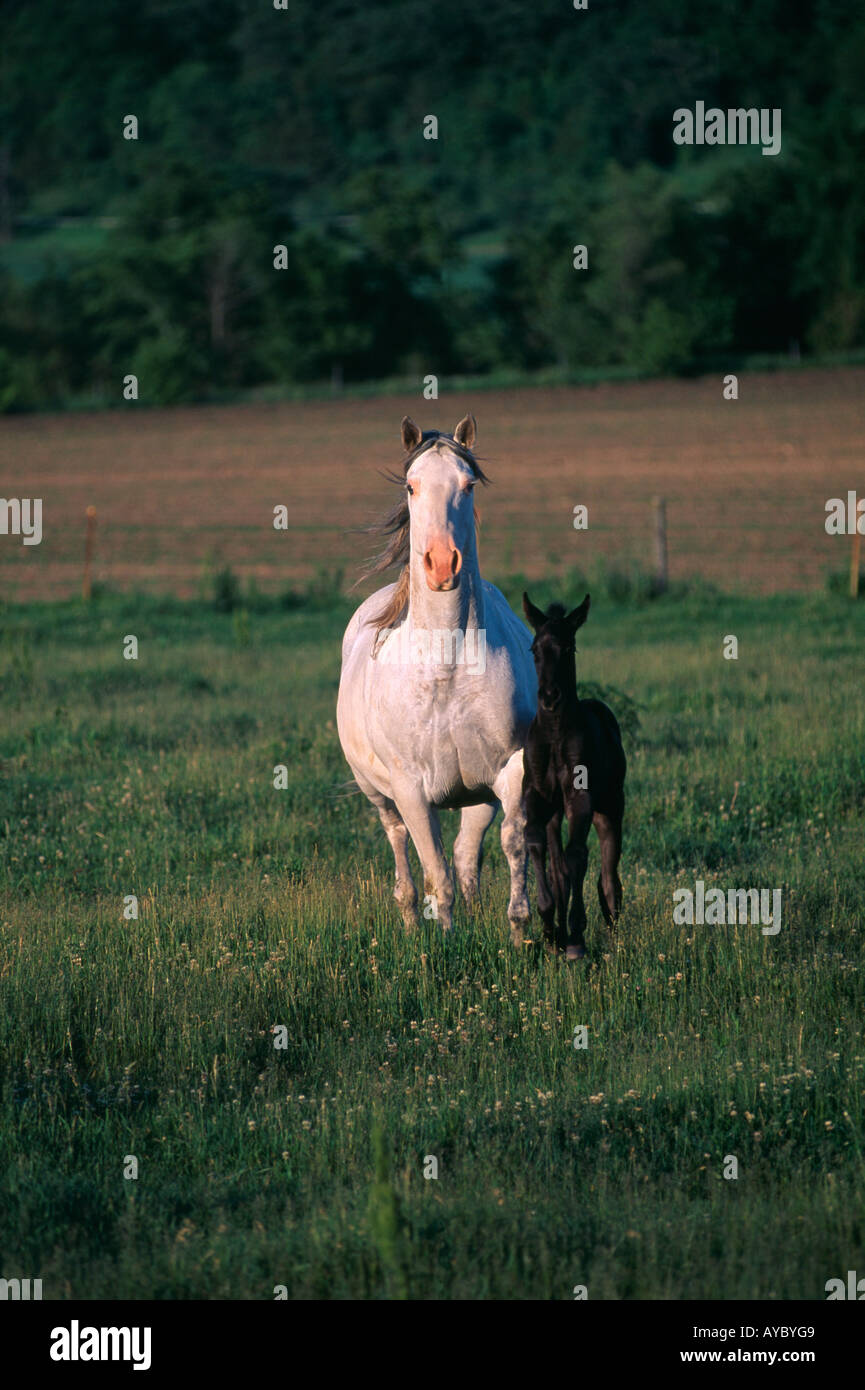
[521,593,626,960]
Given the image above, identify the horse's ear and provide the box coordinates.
[566,593,591,633]
[401,416,422,453]
[454,414,476,450]
[523,592,547,632]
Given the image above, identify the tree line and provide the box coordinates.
[1,0,862,408]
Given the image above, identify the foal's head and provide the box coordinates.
[523,593,591,713]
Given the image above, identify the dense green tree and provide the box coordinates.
[1,0,863,406]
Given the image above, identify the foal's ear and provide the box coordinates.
[401,416,423,453]
[566,593,591,633]
[453,414,476,450]
[522,592,547,632]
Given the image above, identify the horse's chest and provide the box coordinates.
[430,695,496,770]
[400,682,505,800]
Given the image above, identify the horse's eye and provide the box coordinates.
[406,483,414,496]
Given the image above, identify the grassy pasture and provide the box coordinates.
[2,366,863,603]
[1,578,863,1299]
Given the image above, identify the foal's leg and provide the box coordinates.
[390,780,455,931]
[546,811,568,950]
[524,790,556,948]
[593,808,623,928]
[453,802,498,906]
[493,750,531,945]
[375,799,418,928]
[563,795,593,960]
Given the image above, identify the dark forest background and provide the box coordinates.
[1,0,863,409]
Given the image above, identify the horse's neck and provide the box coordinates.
[408,549,485,634]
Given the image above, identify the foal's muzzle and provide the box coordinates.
[539,685,562,711]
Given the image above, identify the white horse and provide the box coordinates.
[337,414,536,940]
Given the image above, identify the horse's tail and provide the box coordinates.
[330,778,363,801]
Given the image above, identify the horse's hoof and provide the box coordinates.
[510,923,535,948]
[565,945,587,962]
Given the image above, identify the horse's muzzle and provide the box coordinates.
[423,541,462,591]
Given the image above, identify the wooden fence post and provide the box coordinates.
[653,496,668,594]
[82,505,96,600]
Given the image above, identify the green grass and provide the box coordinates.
[0,581,863,1299]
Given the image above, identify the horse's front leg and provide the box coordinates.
[493,750,531,946]
[390,778,455,931]
[375,799,419,928]
[563,792,593,960]
[524,789,556,949]
[453,802,498,907]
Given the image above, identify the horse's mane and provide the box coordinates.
[356,431,490,643]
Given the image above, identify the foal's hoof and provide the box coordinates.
[565,945,587,962]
